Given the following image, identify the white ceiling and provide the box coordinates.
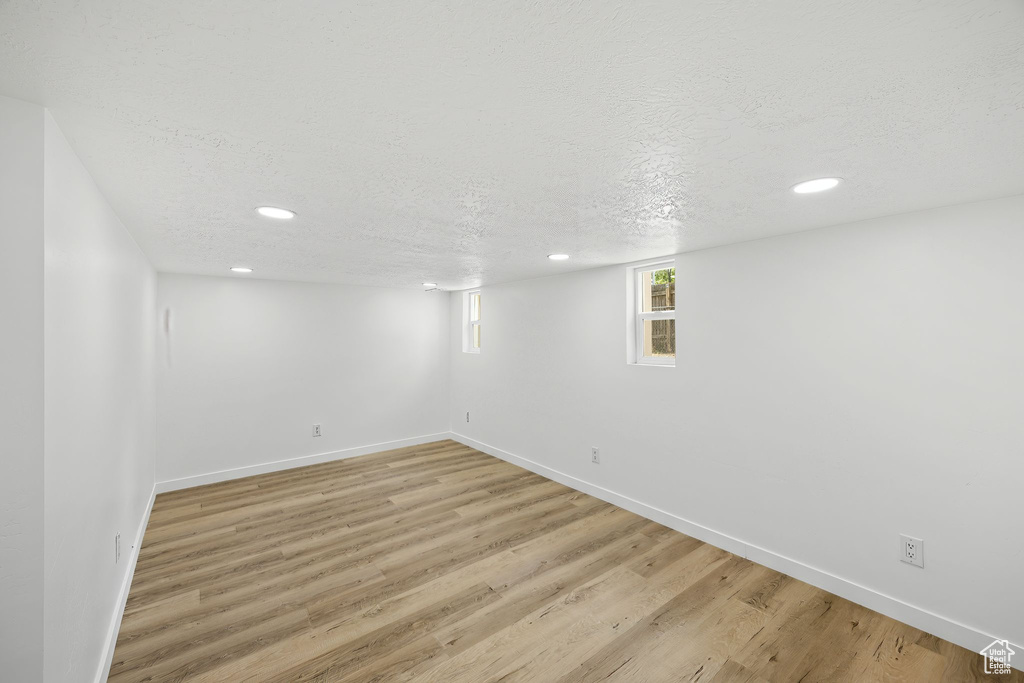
[2,1,1022,289]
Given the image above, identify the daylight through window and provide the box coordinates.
[632,262,675,365]
[464,290,481,353]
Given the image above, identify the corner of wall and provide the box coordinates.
[42,109,160,683]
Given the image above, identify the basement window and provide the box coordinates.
[629,260,675,366]
[464,290,481,354]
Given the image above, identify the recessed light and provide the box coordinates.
[230,267,253,273]
[422,282,437,288]
[548,254,570,261]
[256,206,296,219]
[792,178,841,194]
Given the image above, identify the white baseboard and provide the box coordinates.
[94,483,156,683]
[155,433,453,493]
[93,433,450,682]
[103,433,1015,675]
[450,431,1016,664]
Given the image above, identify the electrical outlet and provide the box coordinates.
[591,447,600,464]
[466,412,470,423]
[900,534,923,567]
[312,424,321,437]
[115,533,121,563]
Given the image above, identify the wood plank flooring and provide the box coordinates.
[110,440,1019,682]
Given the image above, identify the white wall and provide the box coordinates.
[449,194,1024,652]
[5,92,1019,678]
[43,113,157,683]
[156,275,450,485]
[0,95,45,683]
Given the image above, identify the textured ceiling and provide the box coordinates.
[2,1,1023,289]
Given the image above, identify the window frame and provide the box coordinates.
[627,259,676,366]
[463,289,481,354]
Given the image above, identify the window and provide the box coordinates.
[463,289,481,353]
[629,260,675,365]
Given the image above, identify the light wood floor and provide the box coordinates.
[110,440,1018,682]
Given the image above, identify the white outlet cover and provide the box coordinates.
[900,534,924,568]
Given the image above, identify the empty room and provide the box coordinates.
[1,1,1022,681]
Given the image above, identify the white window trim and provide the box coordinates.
[463,289,481,354]
[626,258,675,366]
